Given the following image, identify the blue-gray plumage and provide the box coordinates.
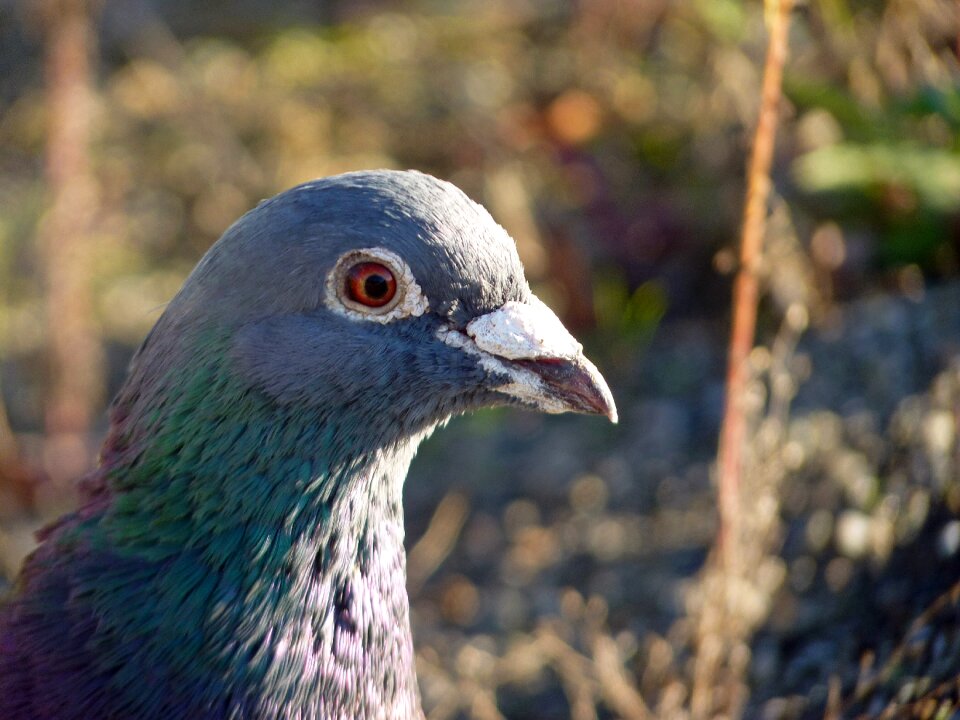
[0,170,615,719]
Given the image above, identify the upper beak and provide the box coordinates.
[443,297,617,423]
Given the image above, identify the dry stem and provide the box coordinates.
[691,1,796,717]
[717,0,795,569]
[39,0,104,437]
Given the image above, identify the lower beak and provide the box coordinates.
[455,298,618,423]
[510,355,617,421]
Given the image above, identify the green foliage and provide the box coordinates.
[596,276,667,339]
[594,273,667,364]
[795,142,960,212]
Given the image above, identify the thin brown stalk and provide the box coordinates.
[406,492,470,594]
[717,0,795,570]
[690,3,796,718]
[37,0,104,482]
[0,389,15,462]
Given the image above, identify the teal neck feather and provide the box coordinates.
[75,339,432,718]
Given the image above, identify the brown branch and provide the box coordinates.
[690,3,796,718]
[406,492,470,595]
[716,0,795,569]
[0,385,15,463]
[37,0,104,482]
[836,579,960,716]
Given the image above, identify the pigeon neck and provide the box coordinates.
[88,354,431,717]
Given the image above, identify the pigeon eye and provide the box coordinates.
[327,247,428,323]
[346,262,397,307]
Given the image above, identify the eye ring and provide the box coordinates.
[327,247,429,322]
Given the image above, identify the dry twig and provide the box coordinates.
[716,0,796,571]
[691,1,797,717]
[38,0,105,483]
[407,492,470,594]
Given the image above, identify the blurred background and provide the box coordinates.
[1,0,960,718]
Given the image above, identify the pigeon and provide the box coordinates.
[0,169,616,719]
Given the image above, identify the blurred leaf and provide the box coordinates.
[904,86,960,132]
[595,274,667,351]
[785,76,880,139]
[880,212,947,268]
[794,142,960,212]
[694,0,747,42]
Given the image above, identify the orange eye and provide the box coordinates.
[345,262,397,308]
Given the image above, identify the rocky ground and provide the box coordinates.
[404,282,960,718]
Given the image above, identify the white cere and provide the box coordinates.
[465,297,582,360]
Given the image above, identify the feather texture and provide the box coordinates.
[0,170,614,719]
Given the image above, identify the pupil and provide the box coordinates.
[364,274,389,298]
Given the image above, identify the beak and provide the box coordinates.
[441,297,618,423]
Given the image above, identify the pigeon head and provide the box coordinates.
[122,170,615,459]
[0,171,617,720]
